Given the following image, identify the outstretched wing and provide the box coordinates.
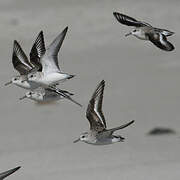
[154,28,174,37]
[86,80,106,132]
[113,12,150,27]
[101,120,135,137]
[0,166,21,180]
[30,31,46,71]
[107,120,134,134]
[147,32,175,51]
[48,86,82,107]
[41,27,68,74]
[12,40,32,75]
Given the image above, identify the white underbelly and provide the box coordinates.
[41,73,69,86]
[43,94,63,102]
[87,138,115,145]
[15,81,38,90]
[31,94,63,102]
[135,34,148,40]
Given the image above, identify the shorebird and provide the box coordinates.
[5,40,39,89]
[5,35,81,107]
[113,12,175,51]
[73,80,134,145]
[27,26,75,87]
[19,88,73,102]
[0,166,21,180]
[20,87,82,106]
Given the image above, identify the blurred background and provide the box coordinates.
[0,0,180,179]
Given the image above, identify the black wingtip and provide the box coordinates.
[113,12,125,24]
[169,43,175,51]
[131,120,135,123]
[101,80,105,85]
[13,40,20,54]
[169,46,175,51]
[113,12,123,19]
[9,166,21,174]
[113,12,119,19]
[14,166,21,171]
[98,80,105,90]
[129,120,135,126]
[13,40,18,44]
[67,74,75,80]
[95,80,105,92]
[162,43,175,52]
[13,40,20,48]
[63,26,68,34]
[113,12,119,16]
[9,166,21,172]
[38,31,44,38]
[0,166,21,179]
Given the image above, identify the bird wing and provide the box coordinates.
[104,120,135,136]
[0,166,21,180]
[41,27,68,75]
[12,40,32,75]
[48,86,82,107]
[113,12,151,27]
[154,28,175,37]
[107,120,134,134]
[86,80,106,132]
[147,32,175,51]
[30,31,46,71]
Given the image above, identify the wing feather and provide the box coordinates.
[147,32,174,51]
[41,27,68,74]
[30,31,45,71]
[12,41,32,75]
[113,12,148,27]
[86,80,106,132]
[0,166,21,180]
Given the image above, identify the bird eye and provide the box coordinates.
[81,135,85,138]
[133,29,136,32]
[30,74,34,78]
[14,78,17,81]
[29,92,32,95]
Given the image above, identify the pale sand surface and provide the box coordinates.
[0,0,180,179]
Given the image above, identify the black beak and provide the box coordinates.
[125,32,132,37]
[19,95,27,100]
[4,81,12,86]
[73,138,80,143]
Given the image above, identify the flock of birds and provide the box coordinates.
[3,12,175,178]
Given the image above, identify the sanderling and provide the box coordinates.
[6,39,81,107]
[113,12,175,51]
[19,88,73,102]
[20,86,82,107]
[0,166,21,180]
[27,26,75,87]
[5,40,39,89]
[73,80,134,145]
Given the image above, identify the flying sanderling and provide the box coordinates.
[5,40,39,89]
[27,26,75,87]
[73,80,134,145]
[113,12,175,51]
[19,88,73,102]
[5,34,81,107]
